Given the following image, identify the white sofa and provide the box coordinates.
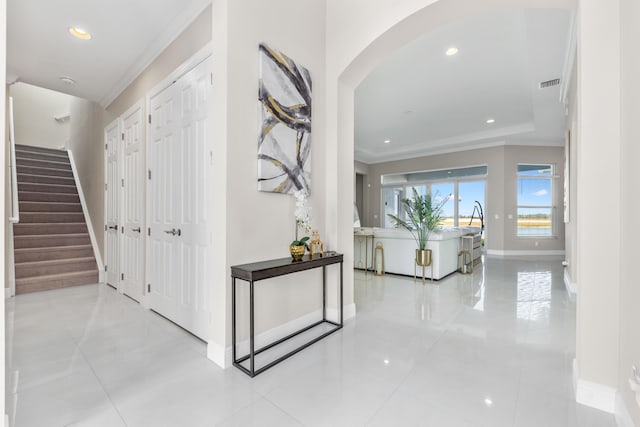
[354,226,481,280]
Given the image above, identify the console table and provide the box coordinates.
[231,252,344,377]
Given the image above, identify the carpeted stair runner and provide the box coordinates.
[13,144,98,294]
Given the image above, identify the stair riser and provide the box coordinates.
[19,183,77,194]
[16,259,97,279]
[16,166,74,178]
[16,272,99,294]
[17,174,75,186]
[18,192,80,203]
[15,247,94,263]
[19,202,82,213]
[20,213,85,223]
[13,223,88,236]
[15,150,69,163]
[14,235,91,249]
[15,145,67,156]
[16,158,72,171]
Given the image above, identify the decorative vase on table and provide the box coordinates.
[290,244,306,261]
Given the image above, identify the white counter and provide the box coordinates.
[354,227,481,280]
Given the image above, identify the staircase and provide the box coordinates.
[13,144,99,294]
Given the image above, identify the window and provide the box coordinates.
[517,164,554,237]
[381,167,486,229]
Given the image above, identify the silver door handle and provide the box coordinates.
[132,227,141,233]
[108,225,118,230]
[163,228,181,236]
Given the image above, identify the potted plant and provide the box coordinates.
[387,188,447,267]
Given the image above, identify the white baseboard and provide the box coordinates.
[206,303,357,370]
[67,149,105,281]
[573,359,617,413]
[206,340,228,369]
[564,269,577,295]
[615,392,636,427]
[486,249,565,257]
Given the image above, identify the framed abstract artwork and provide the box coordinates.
[258,43,312,194]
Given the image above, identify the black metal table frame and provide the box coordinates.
[231,253,344,377]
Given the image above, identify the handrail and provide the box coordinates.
[9,97,19,223]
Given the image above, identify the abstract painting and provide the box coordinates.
[258,43,312,194]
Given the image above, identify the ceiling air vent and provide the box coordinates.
[539,78,560,89]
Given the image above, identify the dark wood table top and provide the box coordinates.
[231,252,343,282]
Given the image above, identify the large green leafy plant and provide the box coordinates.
[387,188,447,250]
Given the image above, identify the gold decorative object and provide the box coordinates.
[414,249,433,283]
[373,243,385,276]
[290,245,305,261]
[309,230,324,258]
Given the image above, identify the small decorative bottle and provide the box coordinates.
[309,230,324,258]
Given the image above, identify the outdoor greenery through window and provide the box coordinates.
[517,164,554,237]
[381,166,486,229]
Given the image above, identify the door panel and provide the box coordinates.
[148,56,212,340]
[104,119,121,288]
[121,102,145,301]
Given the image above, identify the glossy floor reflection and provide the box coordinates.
[5,256,617,426]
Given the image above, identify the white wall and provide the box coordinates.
[209,0,330,364]
[10,82,72,149]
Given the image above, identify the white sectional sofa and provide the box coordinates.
[354,226,481,280]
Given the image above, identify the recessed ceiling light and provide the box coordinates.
[486,118,496,124]
[384,140,391,144]
[445,47,459,56]
[69,27,92,40]
[60,76,76,85]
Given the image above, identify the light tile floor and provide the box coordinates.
[5,256,617,426]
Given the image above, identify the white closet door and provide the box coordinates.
[121,102,145,301]
[148,56,212,340]
[104,119,121,288]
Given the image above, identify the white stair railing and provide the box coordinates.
[8,97,19,224]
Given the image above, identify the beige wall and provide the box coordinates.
[106,5,211,120]
[619,0,640,422]
[575,0,622,409]
[10,83,72,149]
[4,86,10,290]
[364,145,564,252]
[209,0,328,358]
[564,63,578,288]
[68,99,106,257]
[0,0,7,417]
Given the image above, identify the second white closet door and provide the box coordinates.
[121,102,145,302]
[147,56,212,340]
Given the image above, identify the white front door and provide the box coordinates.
[147,56,212,340]
[121,101,145,301]
[104,119,121,288]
